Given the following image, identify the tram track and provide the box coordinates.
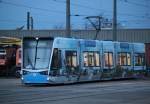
[0,79,149,97]
[2,87,150,104]
[1,83,150,104]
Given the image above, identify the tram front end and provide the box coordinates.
[21,37,53,84]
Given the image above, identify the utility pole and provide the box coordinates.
[27,12,34,30]
[30,16,33,30]
[66,0,71,38]
[27,12,30,30]
[113,0,117,72]
[112,0,117,41]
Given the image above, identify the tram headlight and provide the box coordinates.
[47,77,50,81]
[21,77,24,80]
[22,70,29,75]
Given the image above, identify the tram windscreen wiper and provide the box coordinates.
[33,38,39,70]
[27,52,34,69]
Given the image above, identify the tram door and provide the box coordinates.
[64,50,78,76]
[50,48,62,75]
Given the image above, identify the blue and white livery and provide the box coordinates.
[21,37,146,84]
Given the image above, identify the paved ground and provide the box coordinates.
[0,78,150,104]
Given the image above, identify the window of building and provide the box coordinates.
[135,53,145,66]
[65,51,77,67]
[83,52,100,67]
[118,52,131,66]
[104,52,113,67]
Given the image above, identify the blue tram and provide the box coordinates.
[21,37,146,84]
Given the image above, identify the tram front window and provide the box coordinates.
[23,38,52,69]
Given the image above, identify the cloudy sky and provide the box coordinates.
[0,0,149,29]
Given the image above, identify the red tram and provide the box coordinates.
[0,45,21,77]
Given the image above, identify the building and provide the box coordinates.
[0,29,150,43]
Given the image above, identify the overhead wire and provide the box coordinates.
[52,0,149,19]
[0,0,65,14]
[51,0,110,13]
[1,0,148,19]
[0,19,26,23]
[0,0,149,28]
[120,0,149,8]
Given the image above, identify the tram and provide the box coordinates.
[21,37,146,84]
[0,47,6,66]
[0,37,21,77]
[0,45,17,76]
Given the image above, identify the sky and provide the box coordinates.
[0,0,150,29]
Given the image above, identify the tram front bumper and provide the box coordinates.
[21,72,49,84]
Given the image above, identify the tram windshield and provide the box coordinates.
[23,38,53,69]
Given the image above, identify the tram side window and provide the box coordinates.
[118,53,131,66]
[95,52,100,66]
[127,53,131,66]
[0,50,6,59]
[83,52,88,66]
[19,50,21,58]
[104,52,113,67]
[135,53,145,66]
[83,52,100,67]
[51,48,61,70]
[65,51,77,67]
[0,55,5,59]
